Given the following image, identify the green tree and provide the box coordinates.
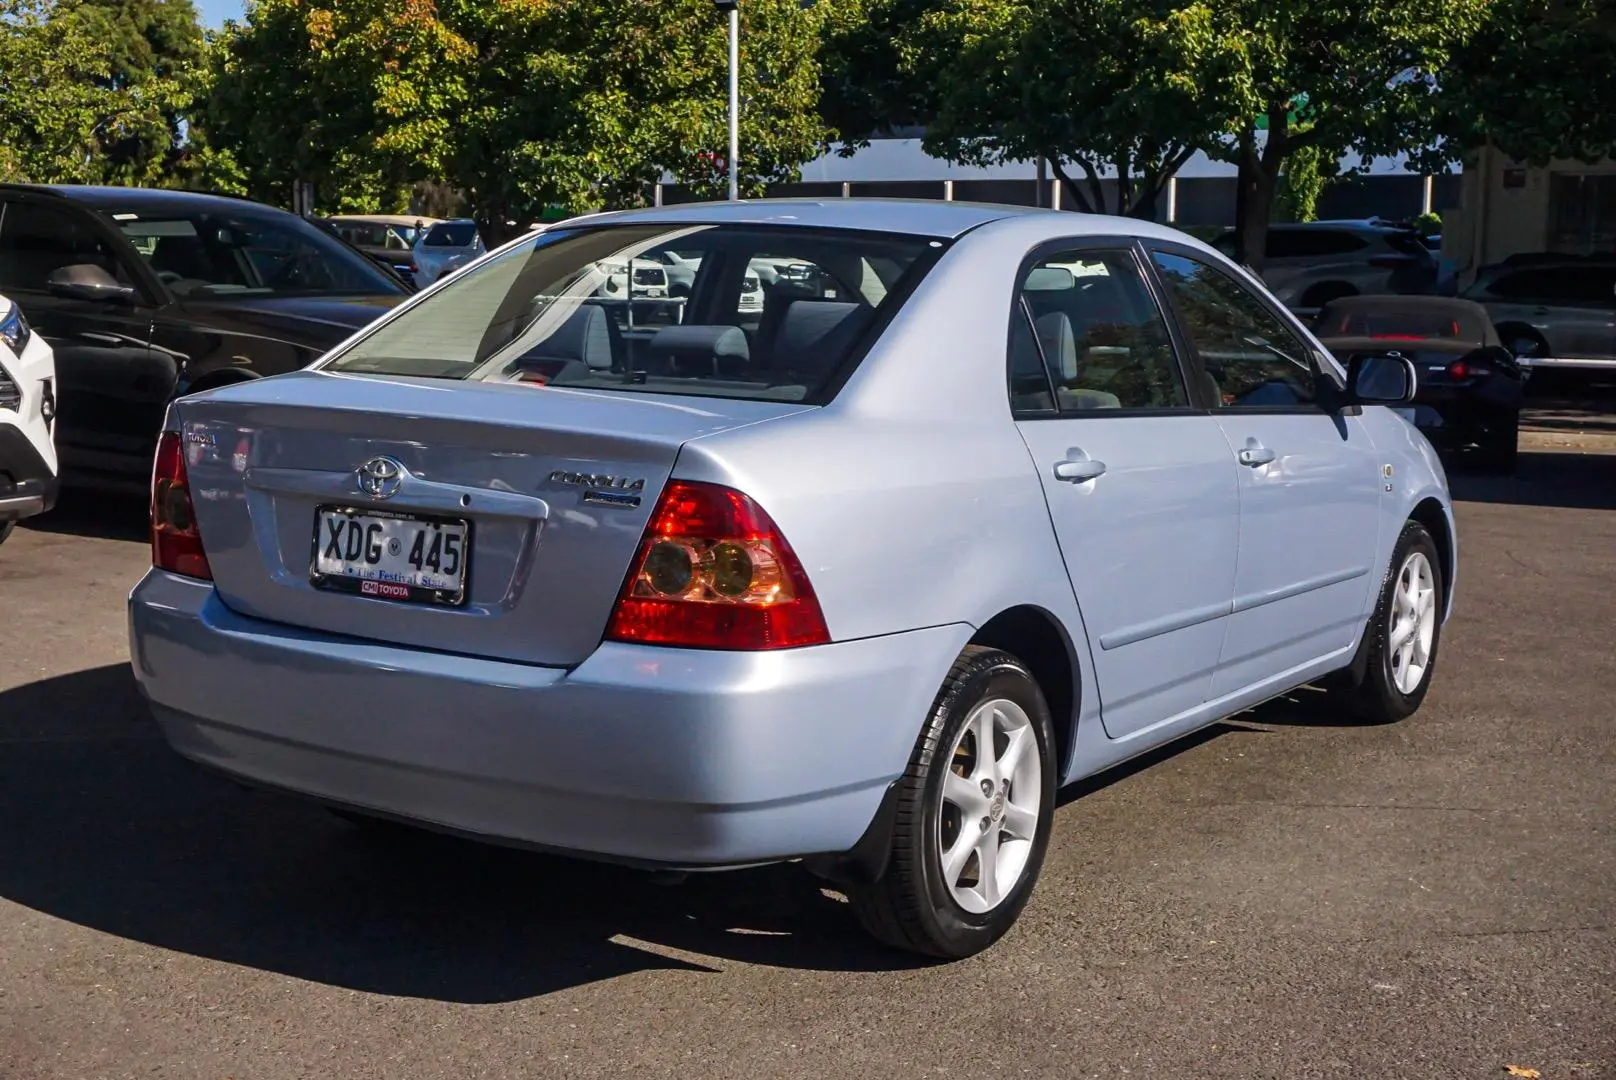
[896,0,1245,217]
[0,0,177,184]
[1207,0,1485,268]
[206,0,829,242]
[1437,0,1616,165]
[77,0,205,183]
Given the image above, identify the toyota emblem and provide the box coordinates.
[355,456,405,500]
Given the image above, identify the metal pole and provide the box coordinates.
[727,6,739,201]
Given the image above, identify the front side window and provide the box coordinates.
[324,223,942,403]
[115,211,404,299]
[0,200,134,292]
[1151,251,1319,409]
[1012,249,1187,412]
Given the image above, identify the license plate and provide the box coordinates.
[310,506,470,606]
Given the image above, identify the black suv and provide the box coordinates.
[0,185,409,492]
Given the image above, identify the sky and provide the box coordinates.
[197,0,243,27]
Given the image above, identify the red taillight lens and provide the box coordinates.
[151,431,212,580]
[605,480,830,650]
[1446,360,1469,381]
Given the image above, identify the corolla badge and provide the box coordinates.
[548,470,645,492]
[356,456,405,500]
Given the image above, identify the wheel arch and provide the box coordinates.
[1408,496,1455,619]
[968,604,1081,780]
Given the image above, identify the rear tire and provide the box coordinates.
[850,646,1057,959]
[0,521,13,547]
[1333,521,1444,723]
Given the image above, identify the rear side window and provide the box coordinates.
[1012,250,1187,412]
[1265,229,1367,259]
[324,223,942,403]
[1474,266,1616,304]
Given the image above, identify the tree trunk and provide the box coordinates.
[475,206,523,249]
[1046,158,1095,214]
[1233,106,1291,272]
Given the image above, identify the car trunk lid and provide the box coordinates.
[172,370,812,666]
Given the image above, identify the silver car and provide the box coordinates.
[129,200,1456,958]
[411,219,485,286]
[1213,220,1439,310]
[1460,258,1616,369]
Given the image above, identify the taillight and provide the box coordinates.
[1446,360,1470,381]
[151,431,212,580]
[605,480,830,650]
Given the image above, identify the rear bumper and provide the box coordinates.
[0,424,59,521]
[128,570,968,868]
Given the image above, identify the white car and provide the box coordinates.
[0,294,58,546]
[412,220,486,286]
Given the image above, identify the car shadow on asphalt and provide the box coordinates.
[21,489,149,543]
[1448,449,1616,511]
[0,665,938,1004]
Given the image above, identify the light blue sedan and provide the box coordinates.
[129,200,1455,959]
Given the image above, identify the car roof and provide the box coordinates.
[1,183,299,218]
[328,214,441,226]
[567,198,1057,239]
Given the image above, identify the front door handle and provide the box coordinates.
[1053,458,1107,482]
[1237,445,1277,467]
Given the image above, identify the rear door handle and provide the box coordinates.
[1053,458,1107,482]
[1237,445,1276,467]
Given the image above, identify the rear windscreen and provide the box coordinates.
[323,223,943,403]
[426,223,479,247]
[1317,305,1485,343]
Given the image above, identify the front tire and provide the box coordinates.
[0,521,13,547]
[1335,521,1445,723]
[850,646,1057,959]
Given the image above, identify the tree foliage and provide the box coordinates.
[1438,0,1616,165]
[1201,0,1484,267]
[0,0,184,184]
[207,0,830,242]
[897,0,1245,217]
[78,0,205,182]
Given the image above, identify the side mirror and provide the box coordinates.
[46,264,138,305]
[1346,352,1417,405]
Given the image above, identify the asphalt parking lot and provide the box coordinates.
[1,447,1612,1079]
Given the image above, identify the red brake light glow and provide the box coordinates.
[151,431,212,580]
[1446,360,1470,381]
[605,480,830,650]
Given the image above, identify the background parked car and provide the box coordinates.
[320,214,439,287]
[1212,218,1439,310]
[0,292,57,546]
[1315,295,1525,471]
[411,219,485,286]
[1459,255,1616,374]
[0,184,409,493]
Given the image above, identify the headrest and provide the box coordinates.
[647,324,749,376]
[770,299,868,375]
[1024,266,1074,292]
[518,303,615,370]
[1034,310,1078,382]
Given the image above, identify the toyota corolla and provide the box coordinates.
[128,200,1456,959]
